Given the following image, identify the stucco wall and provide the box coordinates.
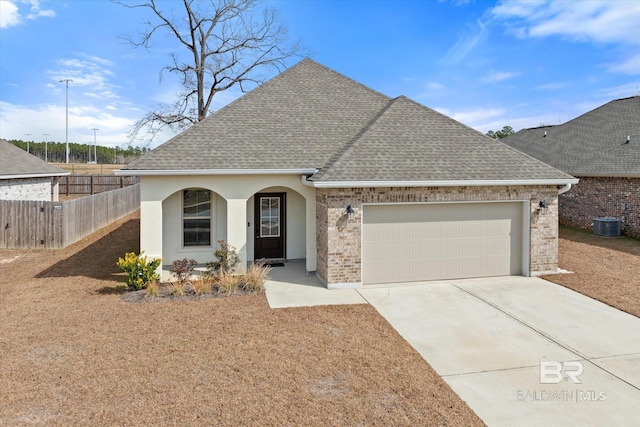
[560,177,640,238]
[0,177,52,201]
[316,185,559,287]
[139,174,317,277]
[162,190,227,265]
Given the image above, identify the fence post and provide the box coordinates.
[91,175,94,195]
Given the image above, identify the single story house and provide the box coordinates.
[503,96,640,238]
[117,59,577,288]
[0,139,69,201]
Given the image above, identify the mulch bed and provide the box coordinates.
[119,284,262,303]
[0,211,484,426]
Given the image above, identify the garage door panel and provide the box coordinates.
[363,236,512,262]
[364,255,513,284]
[362,203,523,285]
[364,219,515,241]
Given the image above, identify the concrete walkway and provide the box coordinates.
[265,269,640,426]
[264,260,367,308]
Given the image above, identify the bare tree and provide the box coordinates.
[119,0,302,140]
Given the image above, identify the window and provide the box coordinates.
[183,189,211,247]
[260,196,280,237]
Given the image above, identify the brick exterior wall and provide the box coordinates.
[0,177,52,201]
[560,177,640,238]
[316,185,560,287]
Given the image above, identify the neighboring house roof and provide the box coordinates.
[123,59,574,185]
[0,139,69,179]
[503,96,640,177]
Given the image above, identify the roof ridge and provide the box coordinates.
[312,97,399,180]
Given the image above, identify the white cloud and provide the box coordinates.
[492,1,640,43]
[47,55,122,100]
[0,1,21,28]
[535,81,569,90]
[0,0,55,28]
[0,101,138,147]
[441,19,488,65]
[481,71,518,83]
[594,82,640,99]
[491,0,640,76]
[434,106,506,127]
[607,53,640,75]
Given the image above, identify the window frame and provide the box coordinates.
[182,189,212,248]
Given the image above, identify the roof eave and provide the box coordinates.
[303,178,579,188]
[570,172,640,178]
[115,168,318,176]
[0,172,70,179]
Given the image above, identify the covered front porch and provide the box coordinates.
[137,174,317,281]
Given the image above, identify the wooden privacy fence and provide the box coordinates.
[58,175,139,196]
[1,184,140,249]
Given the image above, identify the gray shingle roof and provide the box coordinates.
[503,96,640,177]
[125,59,390,171]
[125,59,573,182]
[0,139,68,178]
[311,96,571,182]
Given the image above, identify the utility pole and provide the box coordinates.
[92,128,99,164]
[59,79,73,163]
[24,134,32,153]
[42,134,50,162]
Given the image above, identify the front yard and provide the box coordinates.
[2,214,637,426]
[0,211,483,426]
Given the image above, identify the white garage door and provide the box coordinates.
[362,202,524,285]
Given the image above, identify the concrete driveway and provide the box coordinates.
[359,276,640,427]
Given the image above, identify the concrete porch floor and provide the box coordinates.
[264,260,367,308]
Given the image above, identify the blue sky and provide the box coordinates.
[1,0,639,149]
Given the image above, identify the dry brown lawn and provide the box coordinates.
[542,225,640,318]
[51,163,122,175]
[0,211,484,426]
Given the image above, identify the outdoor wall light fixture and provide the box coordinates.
[346,205,355,221]
[538,200,548,215]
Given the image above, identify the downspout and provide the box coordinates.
[557,182,573,195]
[300,174,316,187]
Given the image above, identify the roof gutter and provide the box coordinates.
[0,172,70,179]
[114,168,317,176]
[301,177,579,188]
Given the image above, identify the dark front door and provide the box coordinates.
[254,193,286,260]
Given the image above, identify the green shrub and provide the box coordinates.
[117,251,162,291]
[206,240,240,274]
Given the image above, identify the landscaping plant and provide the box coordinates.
[207,240,240,274]
[215,270,239,294]
[241,261,271,292]
[170,258,198,283]
[116,251,162,291]
[169,258,198,295]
